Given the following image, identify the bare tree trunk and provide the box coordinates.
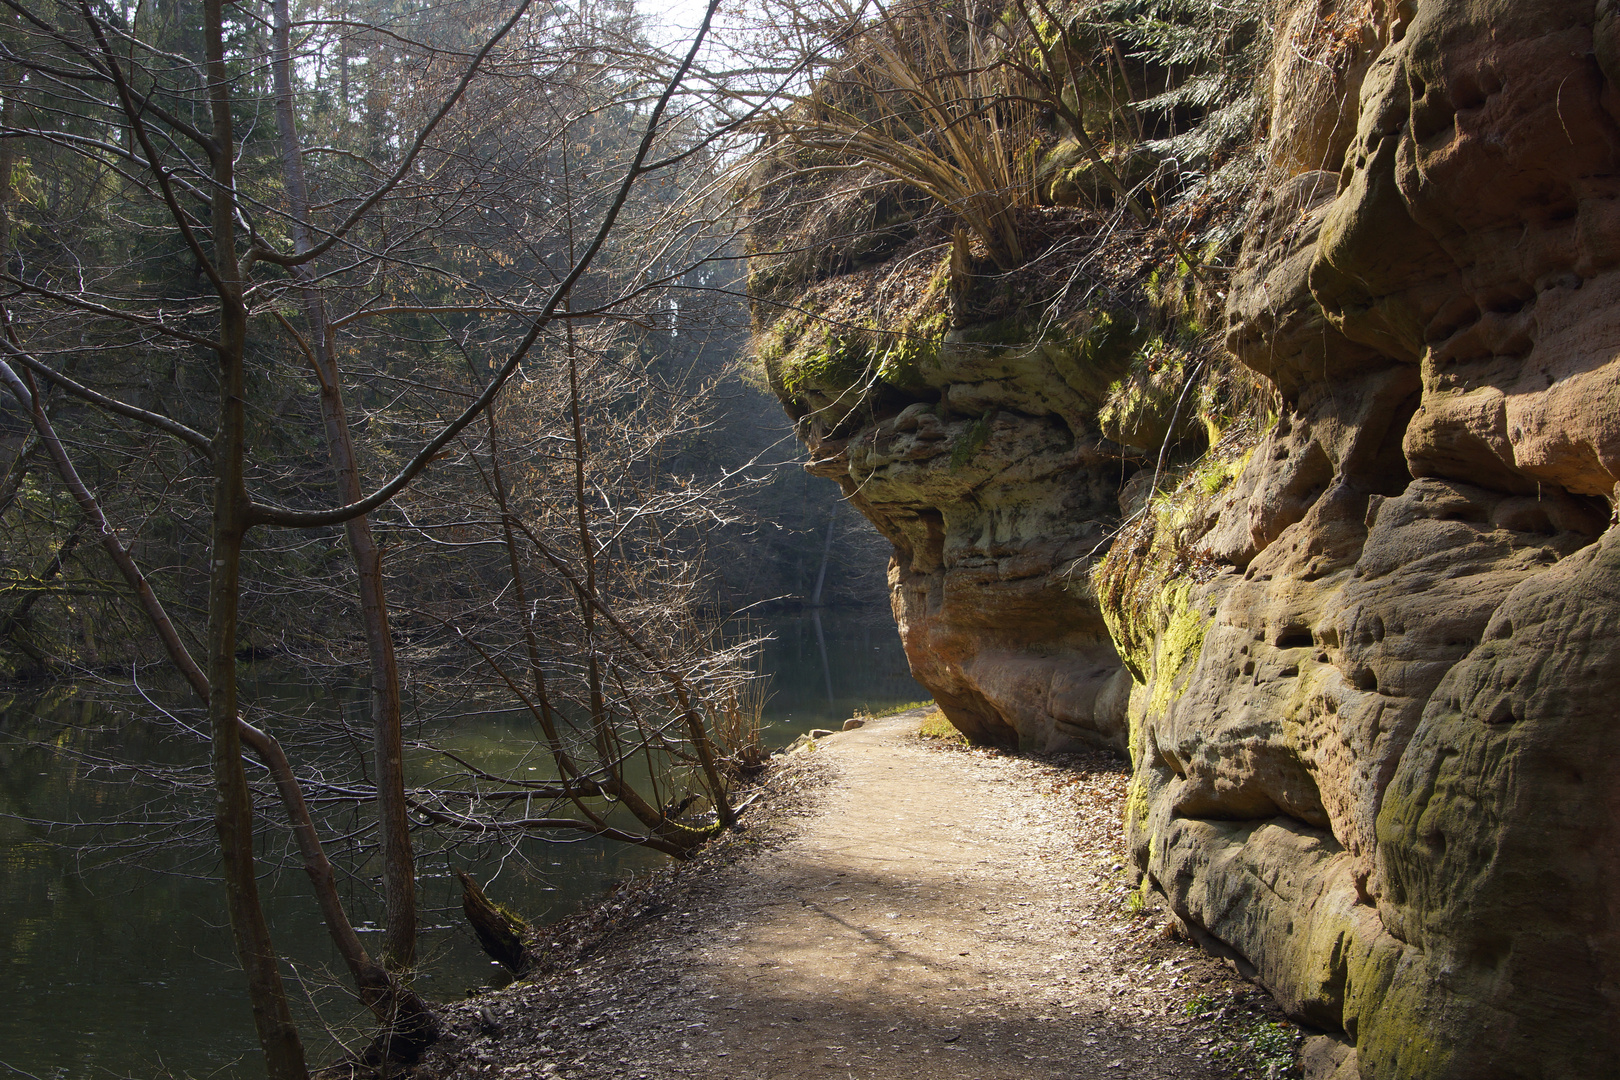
[553,154,714,834]
[270,0,416,970]
[0,358,437,1063]
[0,40,15,270]
[809,501,838,608]
[480,408,616,830]
[201,0,308,1068]
[242,722,439,1063]
[470,404,734,849]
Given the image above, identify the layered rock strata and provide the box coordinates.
[793,334,1136,754]
[1115,0,1620,1074]
[761,0,1620,1074]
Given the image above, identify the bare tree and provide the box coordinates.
[0,0,743,1073]
[267,0,415,970]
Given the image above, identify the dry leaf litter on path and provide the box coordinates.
[405,709,1301,1080]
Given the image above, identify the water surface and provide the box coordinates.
[0,608,922,1079]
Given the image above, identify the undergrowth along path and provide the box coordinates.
[411,709,1298,1080]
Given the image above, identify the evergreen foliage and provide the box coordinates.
[1088,0,1269,214]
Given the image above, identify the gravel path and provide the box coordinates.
[408,710,1299,1080]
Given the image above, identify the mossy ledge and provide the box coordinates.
[749,0,1620,1074]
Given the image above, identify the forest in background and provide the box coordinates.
[0,0,902,1072]
[0,0,883,686]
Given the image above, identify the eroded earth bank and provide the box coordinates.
[750,0,1620,1076]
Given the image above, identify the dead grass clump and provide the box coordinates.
[916,707,968,745]
[1265,0,1406,178]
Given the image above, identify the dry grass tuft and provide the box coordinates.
[916,706,968,744]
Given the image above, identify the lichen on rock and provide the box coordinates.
[750,0,1620,1073]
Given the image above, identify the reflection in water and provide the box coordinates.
[812,609,834,704]
[0,687,660,1080]
[755,609,925,745]
[0,608,924,1079]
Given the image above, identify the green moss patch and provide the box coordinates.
[1092,424,1263,748]
[752,253,953,407]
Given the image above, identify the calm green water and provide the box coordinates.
[755,608,928,742]
[0,609,922,1079]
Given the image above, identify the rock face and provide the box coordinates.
[1118,0,1620,1075]
[796,336,1136,754]
[762,0,1620,1073]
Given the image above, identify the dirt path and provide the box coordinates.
[411,710,1298,1080]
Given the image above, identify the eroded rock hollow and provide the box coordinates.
[754,0,1620,1074]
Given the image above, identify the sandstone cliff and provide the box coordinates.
[752,0,1620,1075]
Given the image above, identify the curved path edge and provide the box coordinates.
[405,710,1306,1080]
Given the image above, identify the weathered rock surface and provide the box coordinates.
[762,0,1620,1073]
[795,336,1138,755]
[1121,0,1620,1075]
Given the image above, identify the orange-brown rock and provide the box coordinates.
[1116,1,1620,1075]
[760,0,1620,1073]
[797,347,1135,753]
